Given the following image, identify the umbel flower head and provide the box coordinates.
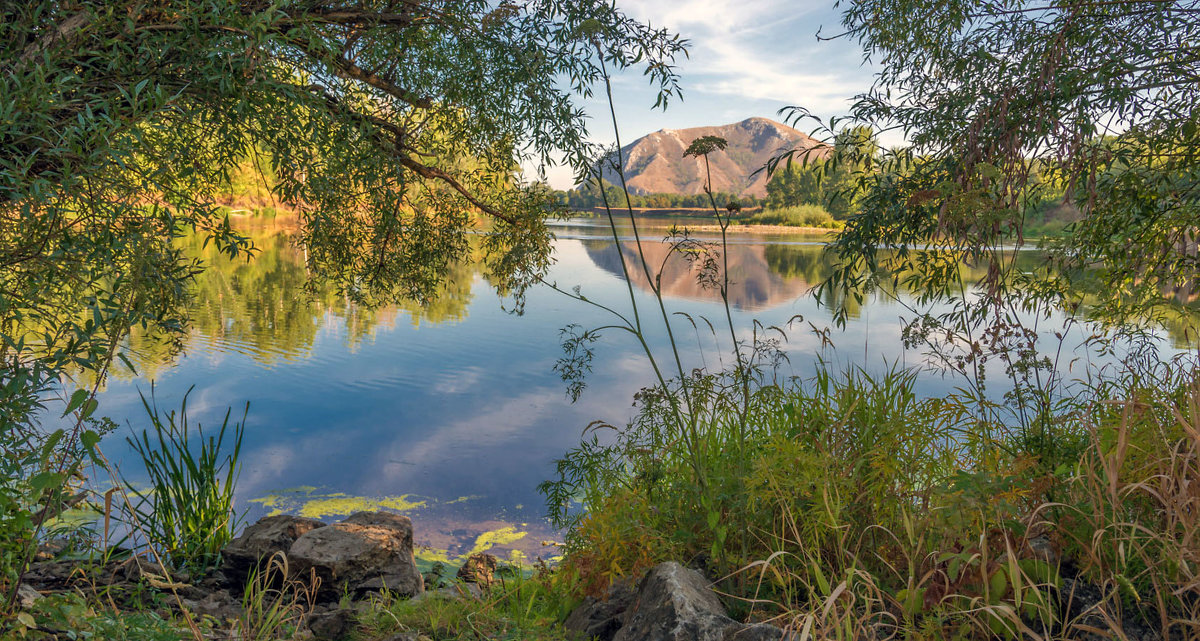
[684,135,728,157]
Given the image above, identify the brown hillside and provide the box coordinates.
[598,117,829,198]
[583,240,812,311]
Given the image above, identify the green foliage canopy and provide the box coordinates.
[0,0,685,373]
[820,0,1200,329]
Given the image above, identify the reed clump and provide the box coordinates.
[121,388,246,574]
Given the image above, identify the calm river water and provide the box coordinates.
[94,215,1184,562]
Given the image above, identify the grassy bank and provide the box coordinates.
[735,204,842,229]
[541,361,1200,639]
[10,358,1198,641]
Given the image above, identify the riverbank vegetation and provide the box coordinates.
[0,0,686,637]
[3,0,1199,640]
[544,346,1200,637]
[555,180,759,212]
[735,204,841,229]
[537,0,1200,636]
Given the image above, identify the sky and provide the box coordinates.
[531,0,880,189]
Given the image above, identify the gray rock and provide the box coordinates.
[223,514,326,585]
[564,579,636,641]
[180,588,241,622]
[22,560,77,590]
[289,511,423,601]
[613,562,784,641]
[121,558,174,585]
[1059,577,1162,641]
[306,606,358,640]
[1026,534,1060,567]
[456,552,497,587]
[24,557,177,591]
[17,583,43,608]
[407,582,484,606]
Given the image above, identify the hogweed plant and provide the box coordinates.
[539,44,807,590]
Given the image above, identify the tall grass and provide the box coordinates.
[357,563,576,641]
[1049,378,1200,638]
[122,387,246,573]
[236,552,318,641]
[550,357,1200,637]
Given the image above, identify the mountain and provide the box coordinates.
[596,117,829,199]
[583,240,812,311]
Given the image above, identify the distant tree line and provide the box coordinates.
[554,123,1073,233]
[554,180,758,211]
[763,126,875,219]
[762,125,1071,234]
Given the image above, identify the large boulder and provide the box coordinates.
[288,511,424,601]
[611,562,783,641]
[564,579,636,641]
[222,514,326,586]
[1058,577,1162,641]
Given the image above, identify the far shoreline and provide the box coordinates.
[225,206,840,237]
[651,221,837,236]
[567,207,839,236]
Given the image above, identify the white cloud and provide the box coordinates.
[617,0,872,113]
[530,1,882,188]
[620,0,821,32]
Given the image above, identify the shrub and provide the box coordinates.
[742,205,842,229]
[0,370,111,615]
[546,366,973,588]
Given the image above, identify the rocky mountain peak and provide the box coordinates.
[596,117,829,198]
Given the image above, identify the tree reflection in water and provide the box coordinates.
[117,217,480,380]
[117,219,1198,381]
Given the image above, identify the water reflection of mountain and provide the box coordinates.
[582,239,823,311]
